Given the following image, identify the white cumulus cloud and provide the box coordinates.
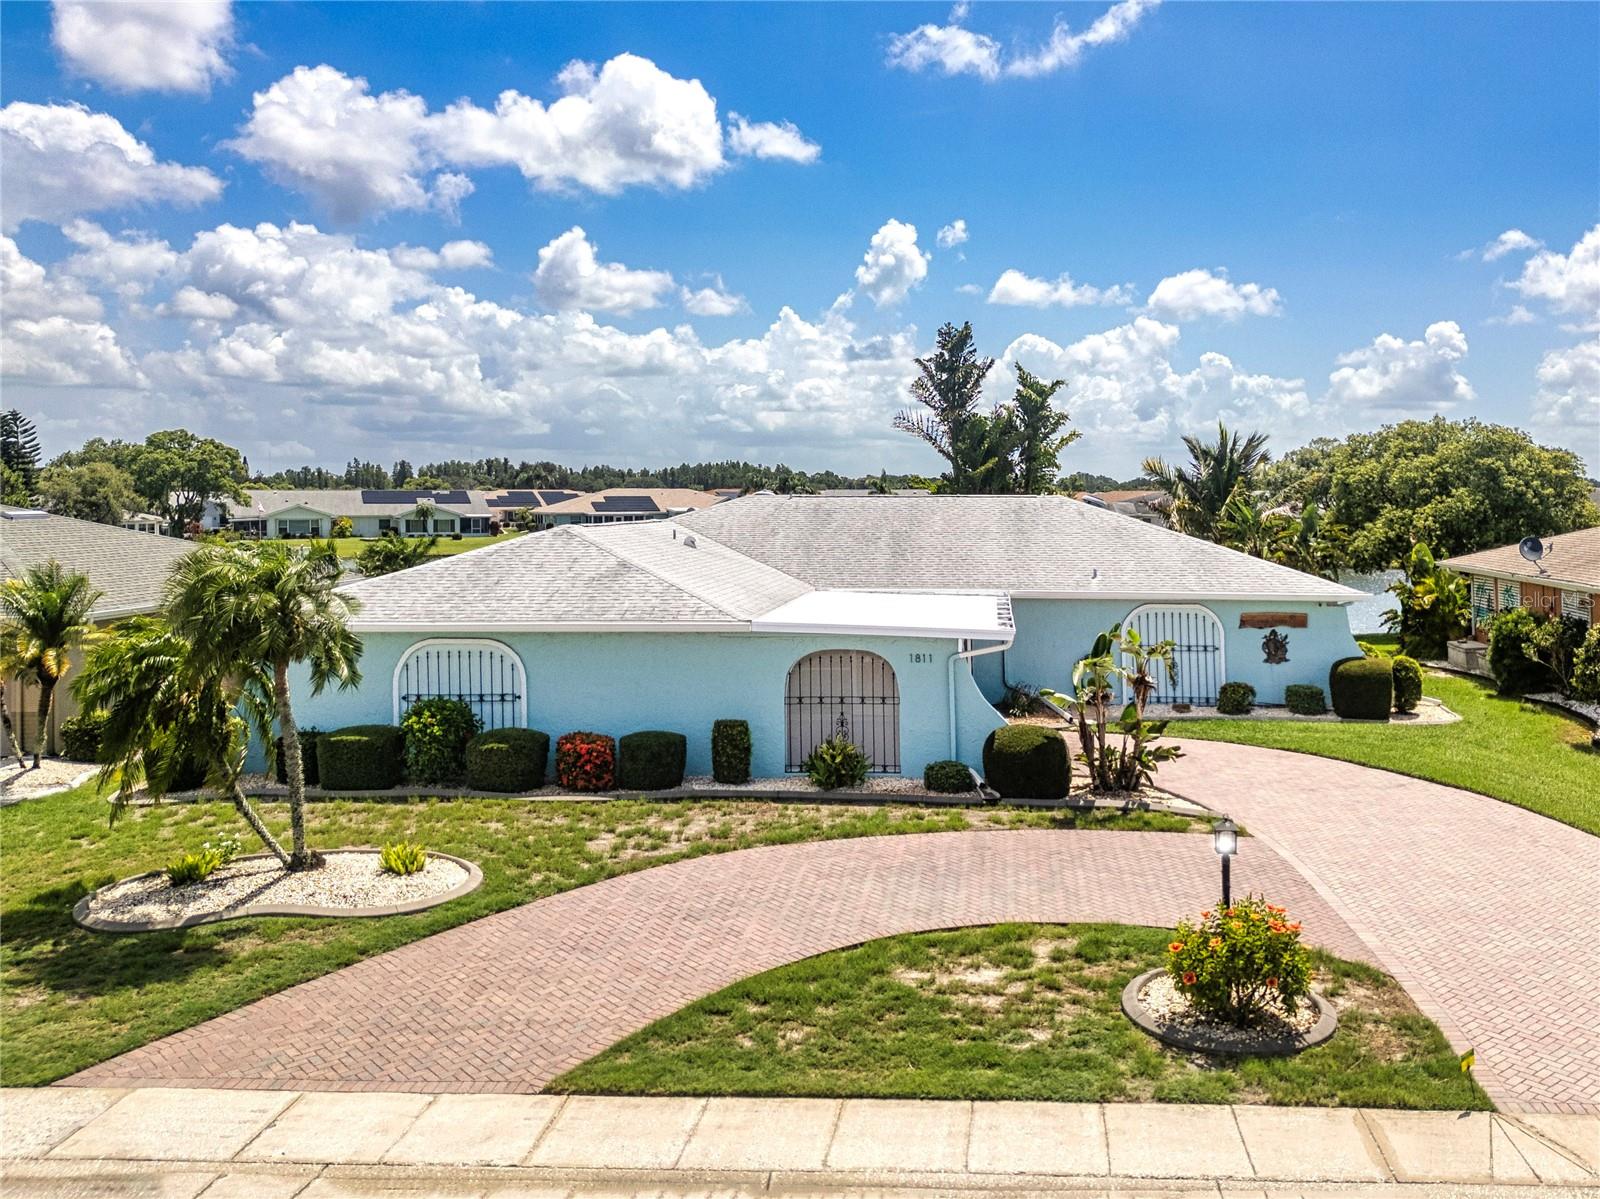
[854,219,930,308]
[52,0,233,94]
[0,101,222,232]
[727,114,821,163]
[936,219,969,249]
[1507,225,1600,328]
[681,278,746,316]
[1327,321,1474,412]
[1531,339,1599,432]
[533,227,676,315]
[887,0,1157,81]
[1145,268,1282,321]
[987,267,1131,308]
[1480,229,1543,261]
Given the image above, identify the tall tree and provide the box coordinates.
[0,562,102,766]
[75,617,291,866]
[1142,422,1272,540]
[35,462,141,526]
[1008,365,1079,493]
[0,410,42,493]
[129,429,249,536]
[163,542,363,870]
[894,322,997,492]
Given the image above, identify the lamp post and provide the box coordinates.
[1212,817,1238,908]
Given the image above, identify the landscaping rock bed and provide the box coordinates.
[74,848,481,933]
[1121,967,1337,1056]
[1,758,98,806]
[1147,696,1459,725]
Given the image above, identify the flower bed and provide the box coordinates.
[1122,967,1337,1055]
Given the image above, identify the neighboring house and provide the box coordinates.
[280,495,1363,781]
[533,488,725,529]
[120,512,166,535]
[211,488,582,539]
[819,488,935,497]
[1443,526,1600,640]
[1074,490,1169,527]
[0,506,194,754]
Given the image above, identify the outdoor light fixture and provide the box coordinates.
[1212,817,1238,907]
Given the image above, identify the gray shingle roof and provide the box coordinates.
[569,522,811,618]
[237,489,503,518]
[0,508,194,620]
[677,494,1363,601]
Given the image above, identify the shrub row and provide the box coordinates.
[1216,682,1255,715]
[1284,684,1326,715]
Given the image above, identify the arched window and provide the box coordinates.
[785,650,900,773]
[1120,604,1226,706]
[392,638,526,730]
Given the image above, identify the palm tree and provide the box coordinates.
[357,531,439,577]
[1009,365,1080,493]
[74,617,291,866]
[1142,422,1272,541]
[164,541,362,870]
[0,562,102,766]
[894,321,996,492]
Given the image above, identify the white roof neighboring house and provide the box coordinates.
[1,506,193,620]
[215,487,583,525]
[533,488,723,523]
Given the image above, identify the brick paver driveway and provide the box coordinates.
[66,829,1368,1096]
[1163,740,1600,1115]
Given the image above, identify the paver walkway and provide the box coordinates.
[66,829,1366,1094]
[1163,740,1600,1115]
[7,1087,1598,1195]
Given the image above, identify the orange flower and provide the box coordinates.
[1168,941,1185,953]
[1266,977,1279,989]
[1200,910,1211,918]
[1289,922,1302,932]
[1208,937,1223,950]
[1181,971,1197,986]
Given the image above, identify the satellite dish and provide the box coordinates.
[1518,536,1554,574]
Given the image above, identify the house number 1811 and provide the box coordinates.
[907,652,935,664]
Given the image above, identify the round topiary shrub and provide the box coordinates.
[1217,682,1256,715]
[711,719,752,784]
[1488,608,1556,696]
[1283,684,1326,716]
[982,725,1069,799]
[59,711,108,763]
[923,759,973,793]
[401,697,481,783]
[618,730,688,790]
[1391,655,1424,713]
[319,725,405,791]
[556,731,616,791]
[1165,896,1312,1027]
[1328,656,1393,720]
[466,728,550,793]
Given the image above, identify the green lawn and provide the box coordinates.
[1177,672,1598,836]
[0,786,1199,1087]
[325,531,527,559]
[552,923,1486,1110]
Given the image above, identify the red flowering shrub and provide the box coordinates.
[1164,895,1312,1027]
[555,731,616,791]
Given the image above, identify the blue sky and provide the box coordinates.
[2,1,1596,477]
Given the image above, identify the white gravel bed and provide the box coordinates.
[1,757,98,805]
[1139,973,1319,1050]
[85,850,468,925]
[1150,696,1459,725]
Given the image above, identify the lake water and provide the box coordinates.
[1338,569,1403,635]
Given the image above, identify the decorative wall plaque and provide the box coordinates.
[1262,629,1290,664]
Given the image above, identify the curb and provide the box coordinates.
[71,848,484,934]
[1120,967,1338,1056]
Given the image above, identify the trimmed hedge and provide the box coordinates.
[556,731,616,791]
[618,730,688,790]
[465,728,549,793]
[923,759,973,793]
[1391,655,1424,713]
[318,724,405,791]
[274,729,321,786]
[711,719,751,785]
[1329,656,1393,720]
[1488,608,1555,696]
[1284,684,1327,716]
[1217,682,1255,715]
[59,711,107,763]
[982,725,1070,799]
[1572,625,1600,702]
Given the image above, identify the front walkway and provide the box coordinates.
[66,829,1365,1094]
[6,1087,1597,1195]
[1163,741,1600,1114]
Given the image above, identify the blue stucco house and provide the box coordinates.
[284,494,1364,780]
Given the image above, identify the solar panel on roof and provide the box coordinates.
[592,496,660,514]
[485,490,541,507]
[538,490,579,505]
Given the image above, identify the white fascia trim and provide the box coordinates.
[1452,566,1594,594]
[752,620,1011,641]
[350,620,752,634]
[1006,589,1361,605]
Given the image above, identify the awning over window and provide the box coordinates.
[750,590,1014,641]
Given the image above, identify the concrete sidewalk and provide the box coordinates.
[4,1088,1597,1197]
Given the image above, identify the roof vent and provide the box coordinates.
[682,534,698,548]
[0,507,49,521]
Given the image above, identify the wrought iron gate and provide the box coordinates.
[1121,605,1223,706]
[395,639,526,730]
[785,650,900,773]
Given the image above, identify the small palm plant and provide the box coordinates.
[163,541,362,870]
[75,617,291,866]
[0,561,103,766]
[1042,623,1183,793]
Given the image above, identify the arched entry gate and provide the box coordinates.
[393,638,527,730]
[785,650,900,773]
[1120,604,1225,706]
